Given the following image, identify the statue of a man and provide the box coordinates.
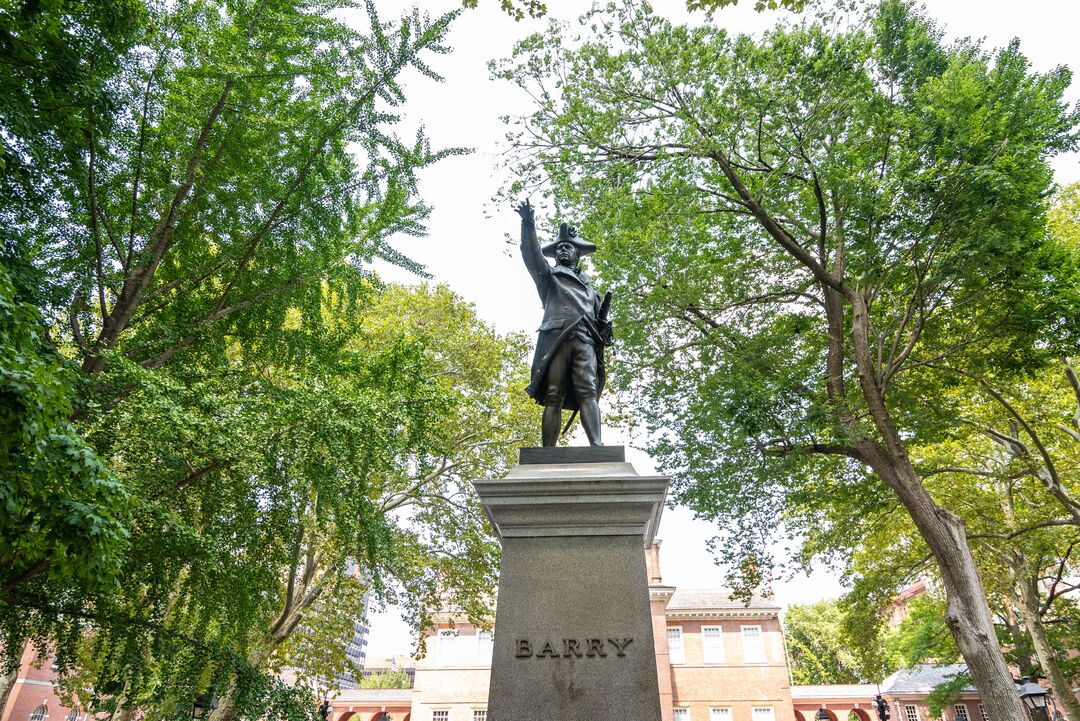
[515,199,612,446]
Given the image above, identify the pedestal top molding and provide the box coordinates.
[473,446,668,546]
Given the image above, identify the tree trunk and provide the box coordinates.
[1002,602,1037,678]
[208,604,305,721]
[850,296,1026,721]
[1013,564,1080,721]
[0,641,26,720]
[207,639,273,721]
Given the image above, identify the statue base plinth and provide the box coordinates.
[472,448,668,721]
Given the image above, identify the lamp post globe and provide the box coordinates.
[192,691,218,721]
[1018,678,1050,721]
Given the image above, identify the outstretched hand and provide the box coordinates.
[513,198,534,223]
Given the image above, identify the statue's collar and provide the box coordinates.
[552,263,591,285]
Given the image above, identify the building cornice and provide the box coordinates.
[665,609,779,621]
[650,585,676,601]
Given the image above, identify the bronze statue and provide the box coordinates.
[515,199,612,446]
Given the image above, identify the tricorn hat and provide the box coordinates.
[541,222,596,258]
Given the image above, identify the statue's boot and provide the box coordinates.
[542,404,562,447]
[580,398,603,446]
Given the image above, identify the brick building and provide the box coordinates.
[368,541,796,721]
[3,643,78,721]
[2,545,1011,721]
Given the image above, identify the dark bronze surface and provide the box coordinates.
[515,199,612,446]
[518,445,625,465]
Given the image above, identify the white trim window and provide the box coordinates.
[64,711,79,721]
[673,709,690,721]
[667,626,685,664]
[709,708,733,721]
[978,706,988,721]
[904,705,920,721]
[741,624,766,663]
[29,707,47,721]
[477,629,493,661]
[954,704,970,721]
[473,710,487,721]
[432,711,449,721]
[752,707,775,721]
[437,628,458,663]
[701,625,725,664]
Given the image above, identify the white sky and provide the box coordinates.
[360,0,1080,663]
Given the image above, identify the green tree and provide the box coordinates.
[0,0,145,193]
[783,601,862,684]
[0,0,146,704]
[463,0,808,22]
[886,595,960,669]
[0,0,508,717]
[493,2,1080,715]
[838,328,1080,719]
[357,670,411,689]
[47,282,534,721]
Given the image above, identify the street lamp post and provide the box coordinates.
[873,695,890,721]
[318,699,331,721]
[1018,677,1051,721]
[191,691,218,721]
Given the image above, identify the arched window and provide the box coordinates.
[29,704,47,721]
[65,709,81,721]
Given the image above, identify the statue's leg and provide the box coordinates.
[579,398,602,446]
[542,405,562,447]
[542,343,571,447]
[571,339,602,446]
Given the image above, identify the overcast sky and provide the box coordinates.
[360,0,1080,664]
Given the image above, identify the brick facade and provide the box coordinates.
[2,547,1006,721]
[3,644,82,721]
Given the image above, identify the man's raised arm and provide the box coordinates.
[515,199,547,287]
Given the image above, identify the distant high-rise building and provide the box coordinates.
[335,591,371,689]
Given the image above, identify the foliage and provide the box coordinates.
[494,0,1079,709]
[357,670,411,689]
[783,600,863,684]
[495,0,1079,586]
[0,0,144,662]
[687,0,809,11]
[233,676,324,721]
[461,0,546,22]
[0,0,531,716]
[47,282,533,720]
[886,595,960,669]
[461,0,808,21]
[1050,183,1080,252]
[790,593,958,686]
[0,262,129,595]
[0,0,146,190]
[924,670,972,719]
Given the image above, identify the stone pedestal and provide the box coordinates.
[473,447,669,721]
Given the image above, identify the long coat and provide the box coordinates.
[520,221,606,411]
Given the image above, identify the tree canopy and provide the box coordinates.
[783,601,862,685]
[0,0,537,718]
[494,0,1079,714]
